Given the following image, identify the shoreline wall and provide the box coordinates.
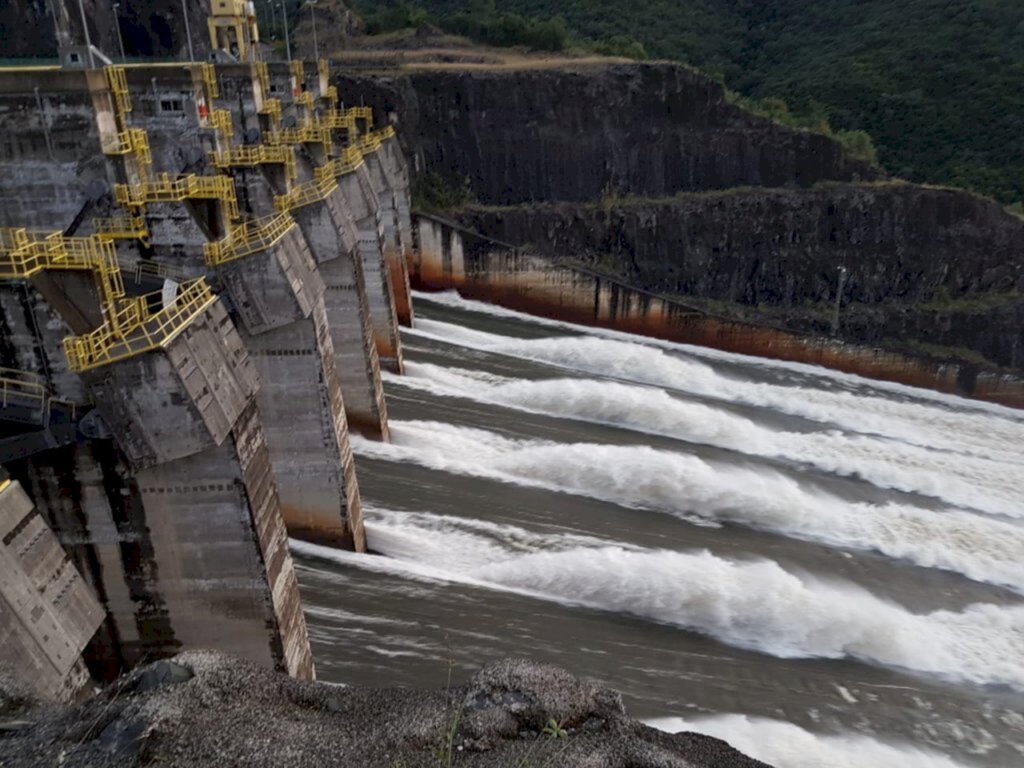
[414,214,1024,409]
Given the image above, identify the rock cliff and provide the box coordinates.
[0,652,771,767]
[337,63,880,205]
[336,59,1021,375]
[458,184,1024,371]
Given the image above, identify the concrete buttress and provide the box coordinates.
[362,138,414,328]
[291,188,390,440]
[0,474,104,702]
[337,166,404,373]
[214,223,366,550]
[77,297,315,679]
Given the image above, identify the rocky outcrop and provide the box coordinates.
[337,63,881,205]
[457,184,1024,371]
[0,652,770,767]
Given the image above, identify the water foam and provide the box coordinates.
[392,361,1024,517]
[293,511,1024,690]
[646,714,976,768]
[351,421,1024,593]
[406,317,1024,465]
[414,289,1024,423]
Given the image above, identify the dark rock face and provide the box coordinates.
[459,184,1024,371]
[337,63,880,205]
[0,651,772,768]
[0,0,208,60]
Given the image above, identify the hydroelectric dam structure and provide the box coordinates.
[0,0,422,698]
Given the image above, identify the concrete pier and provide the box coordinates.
[214,222,366,549]
[0,473,103,702]
[363,139,414,328]
[338,167,404,373]
[292,189,390,439]
[75,295,315,679]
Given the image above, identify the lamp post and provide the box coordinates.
[112,1,126,61]
[831,265,848,336]
[180,0,195,61]
[306,0,318,61]
[279,1,291,61]
[76,0,95,67]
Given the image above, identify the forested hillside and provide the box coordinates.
[352,0,1024,206]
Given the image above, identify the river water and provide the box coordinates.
[291,291,1024,768]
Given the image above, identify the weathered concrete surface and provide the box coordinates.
[0,653,771,768]
[337,62,880,206]
[413,215,1024,408]
[217,226,324,336]
[239,300,366,551]
[338,167,404,373]
[216,233,367,549]
[293,189,390,439]
[363,141,415,327]
[84,298,259,469]
[0,476,103,703]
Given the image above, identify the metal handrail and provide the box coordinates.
[114,173,239,220]
[62,278,217,373]
[204,211,296,266]
[273,175,338,212]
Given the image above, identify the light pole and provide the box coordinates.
[112,1,126,61]
[76,0,95,67]
[180,0,195,61]
[306,0,318,61]
[279,1,291,61]
[831,265,848,336]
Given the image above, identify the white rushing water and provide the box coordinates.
[646,715,978,768]
[351,421,1024,593]
[293,508,1024,691]
[390,360,1023,517]
[407,311,1024,467]
[296,292,1024,767]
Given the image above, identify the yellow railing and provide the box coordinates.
[203,211,295,266]
[0,231,126,331]
[94,215,149,242]
[265,124,332,147]
[210,145,295,180]
[253,61,270,94]
[325,85,338,105]
[296,91,314,110]
[62,278,217,373]
[105,65,131,119]
[259,97,282,124]
[203,108,234,139]
[349,105,373,126]
[115,173,239,220]
[318,58,329,83]
[100,127,152,167]
[315,144,365,181]
[290,60,304,81]
[273,175,338,211]
[200,62,219,99]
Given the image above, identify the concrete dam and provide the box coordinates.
[0,0,428,696]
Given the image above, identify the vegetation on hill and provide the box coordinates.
[351,0,1024,206]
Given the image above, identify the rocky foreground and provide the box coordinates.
[0,652,770,767]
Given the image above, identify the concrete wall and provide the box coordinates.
[338,168,403,373]
[0,476,103,702]
[413,215,1024,408]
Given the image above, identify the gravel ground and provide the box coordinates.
[0,653,771,767]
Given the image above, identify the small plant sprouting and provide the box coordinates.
[541,718,567,739]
